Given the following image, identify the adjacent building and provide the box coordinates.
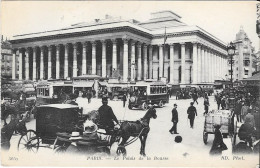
[1,37,18,79]
[230,27,257,81]
[9,11,228,87]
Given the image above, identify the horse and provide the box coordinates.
[1,99,26,126]
[117,107,157,156]
[1,118,27,150]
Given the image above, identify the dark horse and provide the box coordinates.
[1,118,27,150]
[117,107,157,156]
[87,107,157,156]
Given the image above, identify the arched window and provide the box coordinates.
[178,66,181,83]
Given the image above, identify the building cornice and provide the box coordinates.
[10,26,153,45]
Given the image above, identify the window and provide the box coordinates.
[178,66,181,83]
[244,60,250,66]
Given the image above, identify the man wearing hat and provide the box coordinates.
[187,102,197,128]
[98,96,119,133]
[169,103,179,134]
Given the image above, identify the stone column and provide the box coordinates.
[130,40,136,81]
[201,46,205,83]
[91,41,96,75]
[64,44,69,79]
[123,38,129,82]
[148,45,153,79]
[73,43,78,77]
[40,46,44,80]
[180,43,186,84]
[32,47,37,80]
[205,48,209,83]
[137,42,142,80]
[82,42,87,75]
[56,45,60,79]
[111,39,117,70]
[47,45,52,79]
[25,48,29,80]
[192,42,198,84]
[209,50,212,83]
[101,40,107,78]
[143,44,148,81]
[159,44,164,79]
[197,44,201,83]
[12,49,16,80]
[18,48,23,80]
[169,44,174,83]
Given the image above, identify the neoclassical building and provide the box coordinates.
[10,11,228,86]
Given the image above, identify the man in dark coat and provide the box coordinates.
[98,96,119,133]
[86,90,92,104]
[122,94,127,107]
[187,102,197,128]
[169,104,179,134]
[216,94,222,110]
[203,97,210,115]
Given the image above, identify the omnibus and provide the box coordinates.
[128,81,169,110]
[36,81,73,105]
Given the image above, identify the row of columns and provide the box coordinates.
[12,40,227,84]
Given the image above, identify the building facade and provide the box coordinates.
[230,27,257,81]
[10,11,228,86]
[1,37,18,79]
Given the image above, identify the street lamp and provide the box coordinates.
[227,42,236,87]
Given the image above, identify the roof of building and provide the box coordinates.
[10,10,227,48]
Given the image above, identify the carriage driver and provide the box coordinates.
[98,96,120,133]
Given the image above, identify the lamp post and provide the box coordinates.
[227,42,236,88]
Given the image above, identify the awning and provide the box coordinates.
[99,81,108,86]
[74,81,94,88]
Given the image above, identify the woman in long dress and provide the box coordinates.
[209,125,227,155]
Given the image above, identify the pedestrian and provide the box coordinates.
[187,102,197,128]
[192,92,198,105]
[216,94,221,110]
[87,90,92,104]
[203,97,210,115]
[238,117,255,147]
[122,94,127,107]
[241,102,249,122]
[244,110,255,128]
[176,91,179,100]
[253,108,260,133]
[169,104,179,134]
[209,125,227,156]
[221,96,226,110]
[235,99,242,122]
[92,89,96,98]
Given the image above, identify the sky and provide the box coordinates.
[1,1,259,50]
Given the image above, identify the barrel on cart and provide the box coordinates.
[203,110,237,145]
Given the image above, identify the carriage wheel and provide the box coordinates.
[203,131,208,144]
[158,101,163,108]
[18,130,39,153]
[142,102,148,110]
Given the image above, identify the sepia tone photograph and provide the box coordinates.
[0,1,259,167]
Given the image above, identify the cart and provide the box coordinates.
[203,110,237,145]
[17,104,82,153]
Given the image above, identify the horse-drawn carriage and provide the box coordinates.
[17,104,113,155]
[17,103,157,156]
[203,110,237,146]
